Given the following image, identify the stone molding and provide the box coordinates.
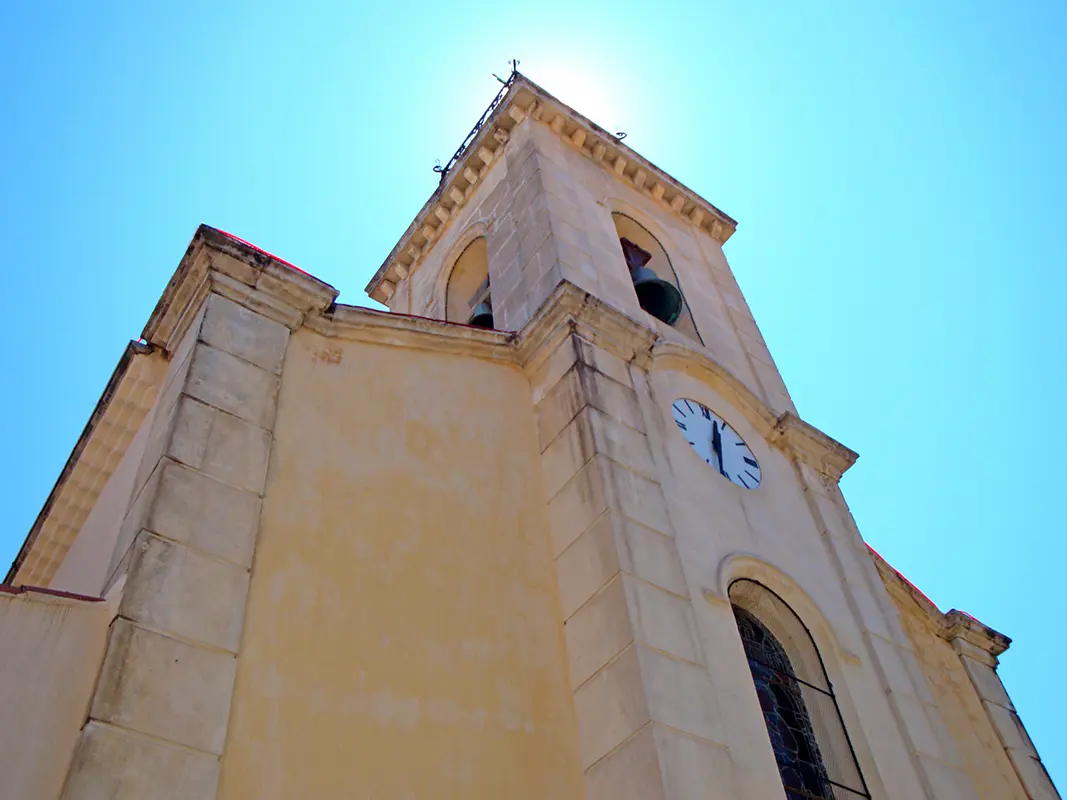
[62,291,290,799]
[771,412,859,481]
[869,546,1010,657]
[366,73,739,304]
[13,267,859,590]
[143,225,338,352]
[943,610,1011,659]
[6,341,163,589]
[305,304,516,362]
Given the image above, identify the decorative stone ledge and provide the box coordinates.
[6,342,163,588]
[366,73,739,304]
[12,253,856,595]
[7,225,338,591]
[869,545,1011,657]
[306,305,516,362]
[144,225,338,351]
[770,412,859,481]
[943,609,1011,659]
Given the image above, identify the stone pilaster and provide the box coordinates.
[799,463,978,799]
[528,330,738,800]
[949,620,1061,800]
[62,292,290,799]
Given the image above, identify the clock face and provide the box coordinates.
[671,398,762,489]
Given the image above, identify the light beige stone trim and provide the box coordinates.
[429,218,491,318]
[9,226,337,590]
[7,342,165,588]
[871,541,1060,798]
[15,273,858,592]
[367,73,738,303]
[528,327,741,798]
[305,303,515,361]
[62,290,293,799]
[143,226,337,351]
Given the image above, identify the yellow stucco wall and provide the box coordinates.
[218,329,585,799]
[887,587,1027,799]
[0,588,109,800]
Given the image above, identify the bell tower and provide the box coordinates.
[366,72,1055,800]
[11,70,1053,800]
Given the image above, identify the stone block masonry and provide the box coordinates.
[62,293,291,799]
[527,329,742,800]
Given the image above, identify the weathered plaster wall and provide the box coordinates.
[889,591,1028,799]
[0,588,109,800]
[218,328,585,799]
[50,403,158,597]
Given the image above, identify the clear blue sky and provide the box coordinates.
[3,0,1064,786]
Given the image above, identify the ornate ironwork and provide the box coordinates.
[434,60,520,185]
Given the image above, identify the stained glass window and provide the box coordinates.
[730,580,870,800]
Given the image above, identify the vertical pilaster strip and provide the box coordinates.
[62,293,290,799]
[797,463,975,798]
[529,331,739,800]
[951,626,1061,799]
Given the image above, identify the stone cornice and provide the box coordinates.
[307,305,517,363]
[143,225,338,352]
[771,412,859,481]
[366,73,739,303]
[13,238,856,592]
[943,610,1011,659]
[651,341,781,436]
[650,340,857,481]
[6,341,164,588]
[869,545,1011,659]
[516,281,659,372]
[9,226,341,590]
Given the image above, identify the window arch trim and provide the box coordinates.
[729,578,871,800]
[432,219,490,318]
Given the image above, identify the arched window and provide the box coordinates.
[445,237,493,328]
[729,579,870,800]
[611,213,702,344]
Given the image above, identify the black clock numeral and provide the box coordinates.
[737,474,751,489]
[673,402,685,415]
[700,406,711,420]
[684,399,695,413]
[745,470,760,483]
[734,441,746,446]
[676,421,687,430]
[743,456,758,468]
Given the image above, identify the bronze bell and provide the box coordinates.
[620,237,683,325]
[468,301,494,329]
[631,266,683,325]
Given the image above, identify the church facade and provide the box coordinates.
[1,73,1058,799]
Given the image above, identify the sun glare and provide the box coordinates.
[526,64,624,136]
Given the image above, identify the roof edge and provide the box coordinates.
[868,544,1011,657]
[365,72,739,303]
[5,339,155,585]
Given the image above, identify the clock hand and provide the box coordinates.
[712,421,726,477]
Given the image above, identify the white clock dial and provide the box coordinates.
[671,399,762,489]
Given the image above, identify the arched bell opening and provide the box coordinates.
[611,214,702,343]
[444,237,494,329]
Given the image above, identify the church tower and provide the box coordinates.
[3,72,1057,799]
